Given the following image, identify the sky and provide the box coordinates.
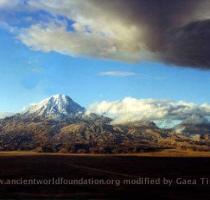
[1,0,210,125]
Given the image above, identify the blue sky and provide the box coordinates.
[0,0,210,113]
[1,24,210,112]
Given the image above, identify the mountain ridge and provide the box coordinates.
[0,95,210,153]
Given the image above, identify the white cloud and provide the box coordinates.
[18,21,143,61]
[17,0,148,61]
[99,71,137,77]
[87,97,210,125]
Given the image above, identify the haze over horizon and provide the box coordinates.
[1,0,210,125]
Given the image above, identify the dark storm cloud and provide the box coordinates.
[164,20,210,68]
[93,0,210,68]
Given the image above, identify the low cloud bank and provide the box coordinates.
[87,97,210,126]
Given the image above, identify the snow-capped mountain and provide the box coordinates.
[23,94,85,119]
[1,96,210,153]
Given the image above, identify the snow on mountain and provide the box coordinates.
[23,94,85,119]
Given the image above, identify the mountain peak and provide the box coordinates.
[50,94,69,99]
[23,94,85,119]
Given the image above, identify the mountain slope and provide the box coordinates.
[0,116,170,153]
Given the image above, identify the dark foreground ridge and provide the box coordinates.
[0,154,210,199]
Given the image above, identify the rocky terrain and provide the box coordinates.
[0,94,210,153]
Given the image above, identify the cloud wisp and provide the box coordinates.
[0,0,19,8]
[99,71,137,77]
[87,97,210,125]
